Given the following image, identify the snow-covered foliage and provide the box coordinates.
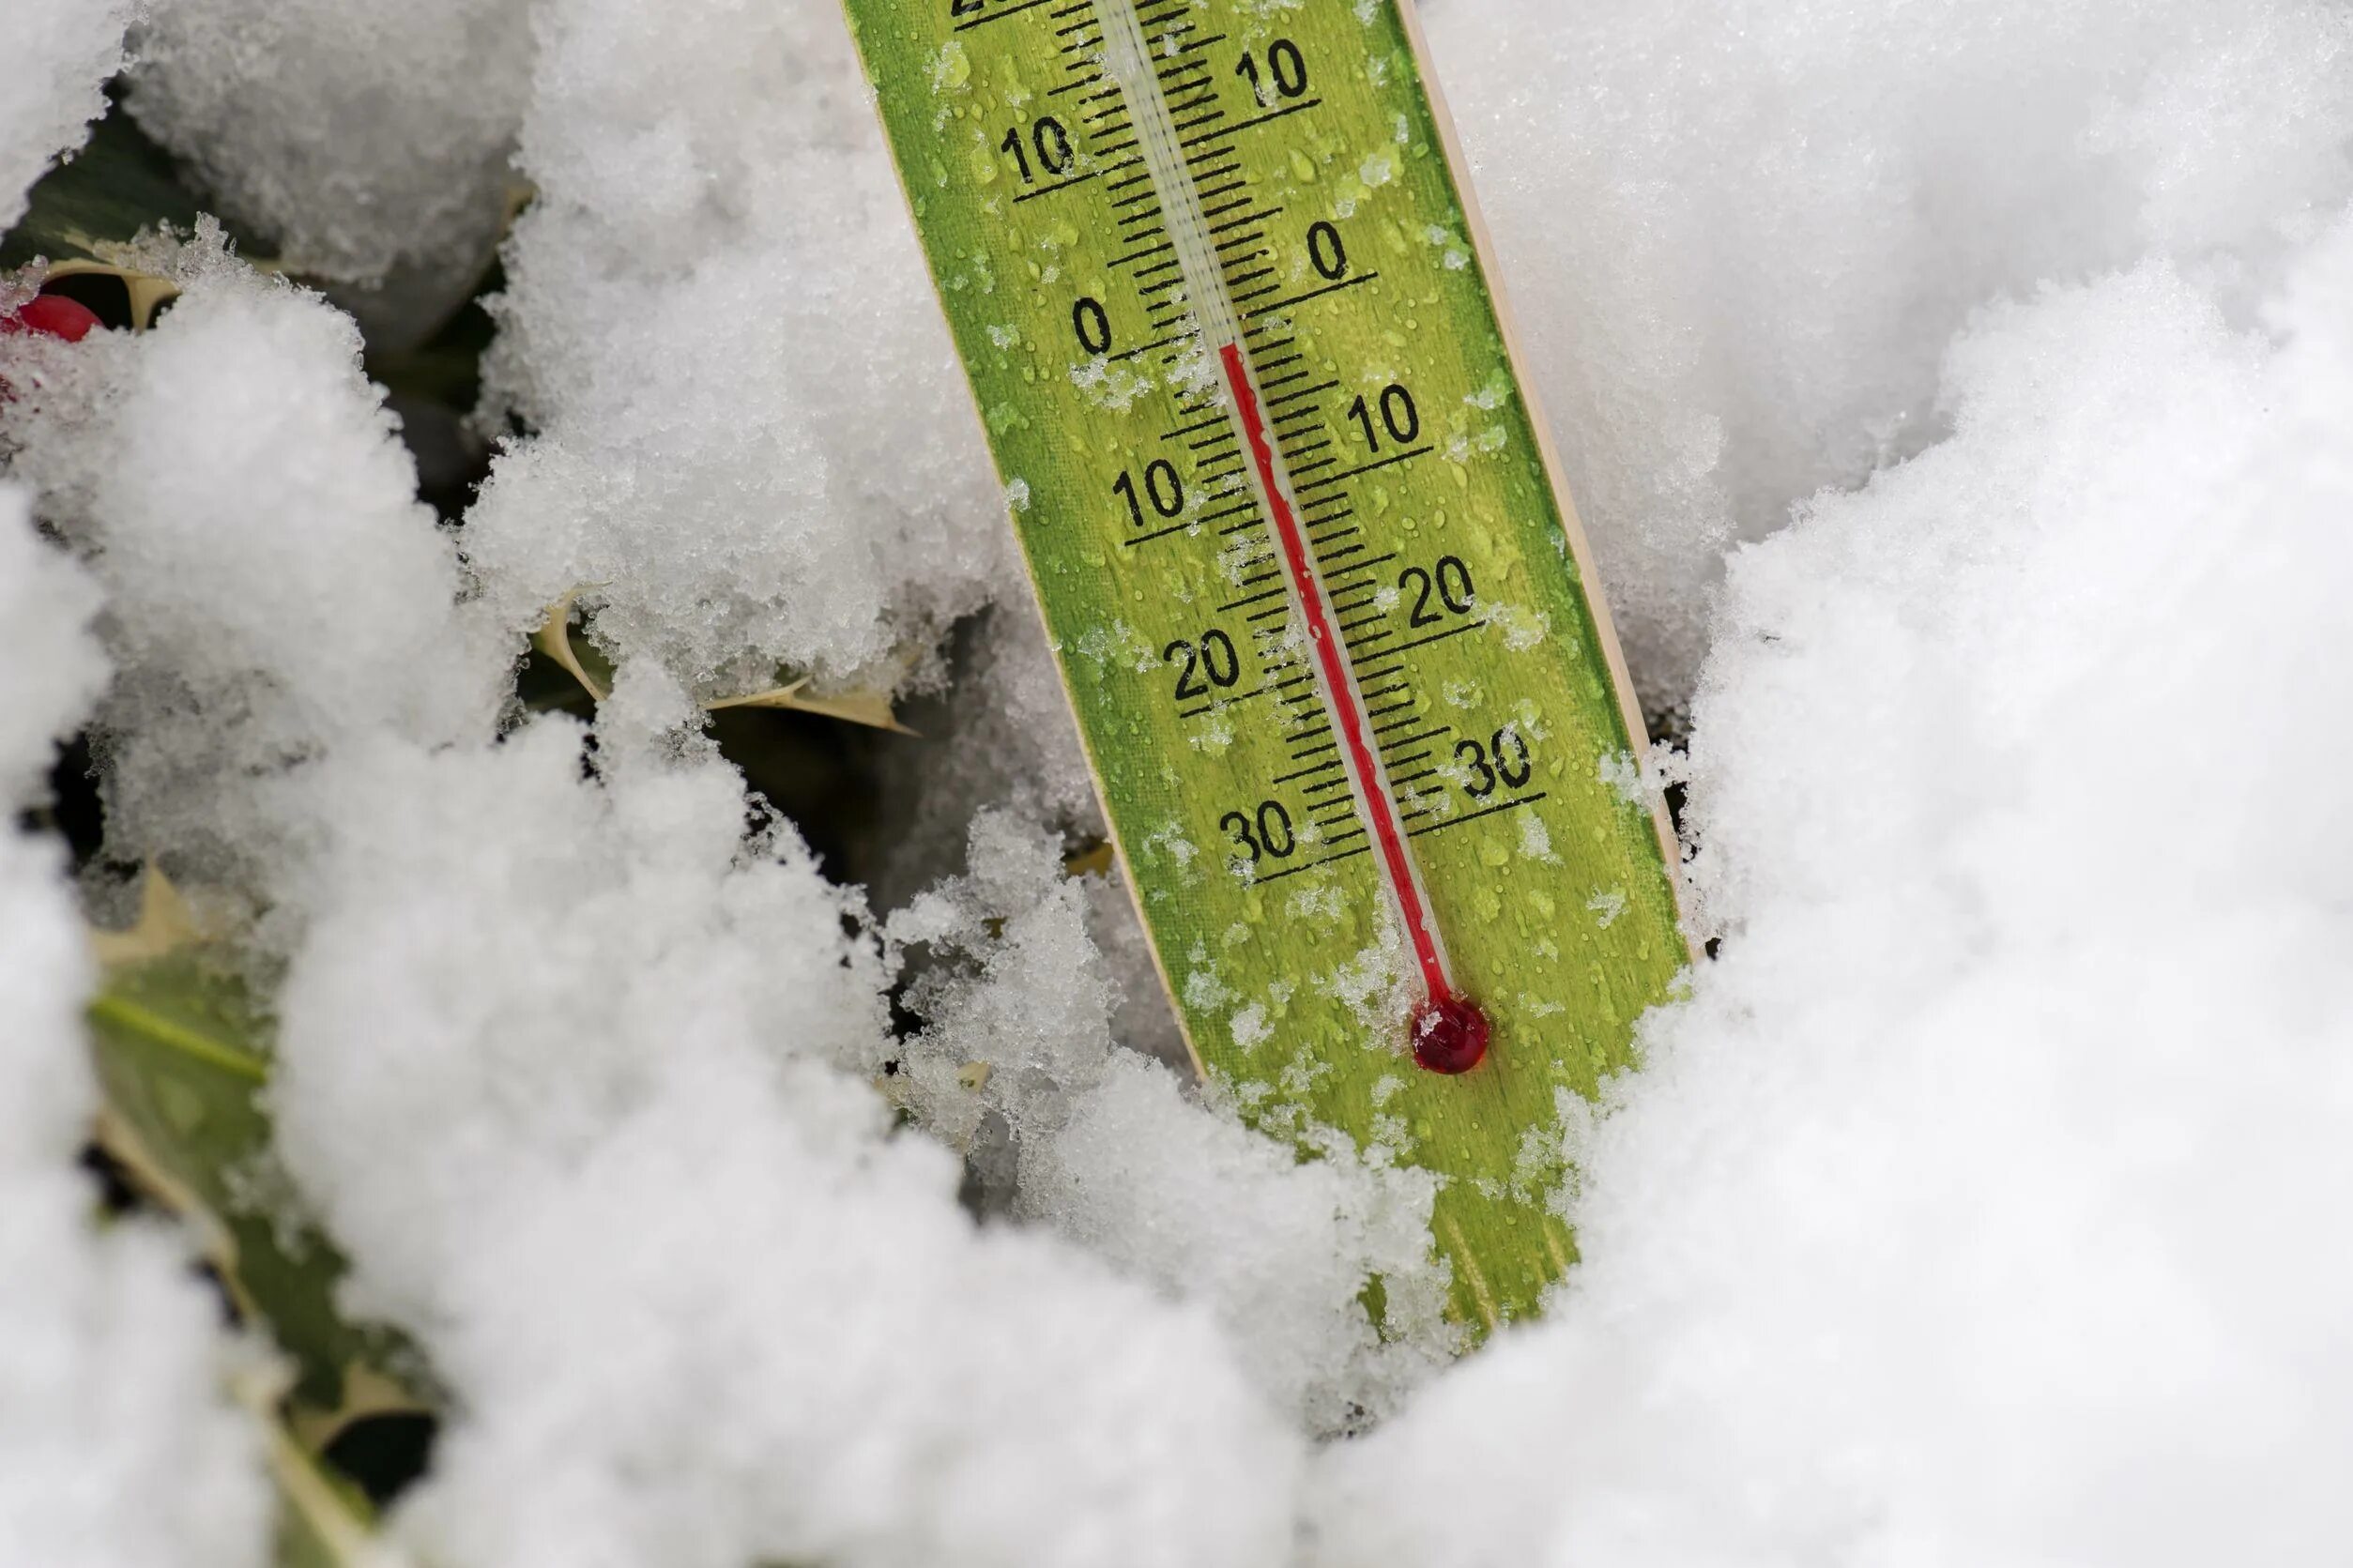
[464,0,1013,699]
[0,486,270,1568]
[1,231,514,912]
[7,239,1310,1566]
[128,0,531,297]
[0,57,271,1568]
[6,0,2353,1562]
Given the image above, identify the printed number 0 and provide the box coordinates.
[1073,297,1112,356]
[1306,221,1348,282]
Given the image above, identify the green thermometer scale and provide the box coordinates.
[843,0,1685,1329]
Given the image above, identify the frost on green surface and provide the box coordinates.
[847,0,1688,1327]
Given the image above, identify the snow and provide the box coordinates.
[1419,0,2353,716]
[128,0,531,316]
[0,484,109,1149]
[463,0,1013,703]
[0,228,514,905]
[1307,211,2353,1568]
[8,0,2353,1562]
[0,486,270,1568]
[272,723,1301,1568]
[873,604,1108,909]
[0,0,130,233]
[887,810,1455,1432]
[8,233,1312,1567]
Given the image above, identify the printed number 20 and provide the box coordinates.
[1166,629,1242,701]
[1399,556,1475,627]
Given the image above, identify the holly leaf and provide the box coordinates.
[535,593,916,732]
[85,907,426,1434]
[222,1365,396,1568]
[531,590,613,704]
[1,100,209,272]
[705,678,916,734]
[1062,841,1115,879]
[267,1415,388,1568]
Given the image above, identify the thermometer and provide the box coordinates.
[844,0,1685,1329]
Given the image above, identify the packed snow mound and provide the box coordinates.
[1421,0,2353,713]
[1308,217,2353,1568]
[0,0,130,233]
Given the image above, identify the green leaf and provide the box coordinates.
[1,99,210,272]
[533,592,917,731]
[222,1365,390,1568]
[85,943,427,1435]
[268,1418,385,1568]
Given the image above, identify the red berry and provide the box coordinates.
[1411,993,1490,1074]
[1,293,103,343]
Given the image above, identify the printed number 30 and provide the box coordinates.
[1454,729,1534,799]
[1222,801,1295,861]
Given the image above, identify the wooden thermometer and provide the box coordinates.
[842,0,1685,1330]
